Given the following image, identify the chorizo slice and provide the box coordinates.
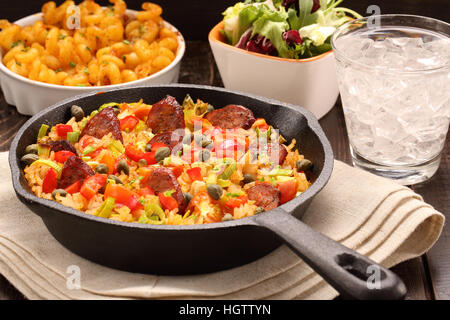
[247,183,280,211]
[148,130,184,151]
[80,107,123,142]
[58,156,94,189]
[146,96,185,134]
[48,140,77,155]
[145,167,186,214]
[204,104,255,129]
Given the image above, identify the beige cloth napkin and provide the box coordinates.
[0,151,444,300]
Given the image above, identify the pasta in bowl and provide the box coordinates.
[0,0,185,115]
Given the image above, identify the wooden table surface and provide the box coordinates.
[0,40,448,300]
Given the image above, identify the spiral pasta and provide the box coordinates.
[0,1,178,86]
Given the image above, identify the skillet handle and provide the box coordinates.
[254,208,407,300]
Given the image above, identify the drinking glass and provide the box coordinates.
[331,15,450,185]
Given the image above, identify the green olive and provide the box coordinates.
[145,143,152,152]
[222,213,234,222]
[296,159,313,172]
[108,175,123,185]
[207,183,223,200]
[52,189,67,199]
[155,147,171,163]
[243,173,256,184]
[20,153,39,165]
[138,159,147,167]
[117,159,129,175]
[183,192,193,205]
[71,105,85,122]
[254,207,265,214]
[25,144,38,155]
[95,163,108,174]
[198,149,211,162]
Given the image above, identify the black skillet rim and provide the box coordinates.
[9,84,334,231]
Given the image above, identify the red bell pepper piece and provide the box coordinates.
[104,183,140,210]
[186,167,202,181]
[277,180,297,204]
[55,124,73,139]
[65,181,82,194]
[169,165,184,178]
[120,115,139,131]
[158,192,178,211]
[54,150,76,163]
[138,187,154,196]
[125,143,165,164]
[224,195,248,208]
[80,174,107,200]
[42,168,57,193]
[132,105,152,120]
[78,135,99,152]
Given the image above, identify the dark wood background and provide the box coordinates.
[3,0,450,40]
[0,0,448,300]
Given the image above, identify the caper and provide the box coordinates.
[108,175,123,184]
[95,163,108,174]
[20,153,39,165]
[207,183,223,200]
[254,207,265,214]
[194,134,211,148]
[243,173,256,184]
[182,133,192,145]
[70,105,85,122]
[296,159,313,172]
[198,149,211,162]
[25,144,38,155]
[155,147,171,163]
[52,189,67,199]
[201,139,213,148]
[183,192,193,205]
[117,159,129,175]
[145,143,152,152]
[222,213,234,222]
[138,159,147,167]
[206,104,214,113]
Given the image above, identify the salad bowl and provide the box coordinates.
[208,0,363,119]
[209,21,339,119]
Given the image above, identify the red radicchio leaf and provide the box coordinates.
[283,30,303,46]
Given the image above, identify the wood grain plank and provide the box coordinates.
[412,136,450,300]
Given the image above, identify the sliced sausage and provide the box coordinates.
[80,107,123,142]
[146,96,185,134]
[247,183,280,211]
[270,143,288,165]
[148,130,184,151]
[205,104,255,129]
[249,142,288,165]
[58,156,94,189]
[144,167,186,214]
[48,140,77,155]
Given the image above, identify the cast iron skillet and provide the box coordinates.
[9,84,406,300]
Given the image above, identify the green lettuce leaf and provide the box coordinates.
[251,7,293,58]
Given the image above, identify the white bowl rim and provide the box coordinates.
[0,9,185,91]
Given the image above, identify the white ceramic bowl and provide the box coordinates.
[209,22,339,119]
[0,10,185,115]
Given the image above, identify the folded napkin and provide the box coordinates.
[0,152,444,300]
